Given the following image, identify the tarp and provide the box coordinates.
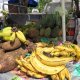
[8,0,19,4]
[28,0,39,7]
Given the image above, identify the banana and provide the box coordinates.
[51,74,60,80]
[74,45,80,58]
[3,36,11,41]
[0,29,12,37]
[19,66,46,78]
[2,27,12,32]
[30,53,65,75]
[36,42,48,48]
[15,59,23,66]
[35,48,74,66]
[64,68,71,80]
[20,66,27,73]
[16,30,27,43]
[43,47,54,53]
[58,69,66,80]
[21,57,37,72]
[26,69,46,78]
[2,27,12,36]
[10,32,16,41]
[3,32,16,41]
[58,68,71,80]
[55,45,75,52]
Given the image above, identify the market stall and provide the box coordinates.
[0,0,80,80]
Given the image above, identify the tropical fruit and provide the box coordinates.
[44,27,51,37]
[28,28,39,38]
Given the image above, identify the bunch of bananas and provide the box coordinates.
[16,56,46,78]
[51,67,71,80]
[16,42,80,80]
[0,27,28,43]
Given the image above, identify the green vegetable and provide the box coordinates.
[12,76,22,80]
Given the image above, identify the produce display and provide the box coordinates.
[0,1,78,79]
[16,42,80,80]
[0,27,80,80]
[0,27,35,73]
[0,27,29,44]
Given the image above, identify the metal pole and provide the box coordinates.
[61,0,66,43]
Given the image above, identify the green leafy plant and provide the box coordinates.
[28,0,51,12]
[37,0,51,12]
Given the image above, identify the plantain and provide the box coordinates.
[58,68,66,80]
[19,65,46,78]
[3,36,11,41]
[51,74,60,80]
[20,66,27,73]
[55,45,75,52]
[2,27,12,31]
[35,48,74,66]
[16,30,27,43]
[15,59,23,66]
[30,52,65,75]
[0,29,12,37]
[64,68,71,80]
[74,45,80,58]
[58,68,71,80]
[21,57,37,72]
[10,32,16,41]
[26,69,46,78]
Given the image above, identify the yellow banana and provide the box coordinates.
[51,74,60,80]
[30,53,65,75]
[58,69,65,80]
[3,36,11,41]
[19,66,46,78]
[2,27,12,37]
[20,66,27,73]
[2,27,12,32]
[21,57,37,72]
[0,29,12,37]
[10,32,16,41]
[26,70,46,78]
[36,42,48,48]
[35,48,74,66]
[43,47,54,52]
[15,59,23,66]
[55,45,75,52]
[64,68,71,80]
[16,30,27,43]
[3,32,16,41]
[58,68,71,80]
[73,45,80,58]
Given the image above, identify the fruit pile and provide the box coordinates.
[0,27,36,73]
[0,27,29,44]
[16,42,80,80]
